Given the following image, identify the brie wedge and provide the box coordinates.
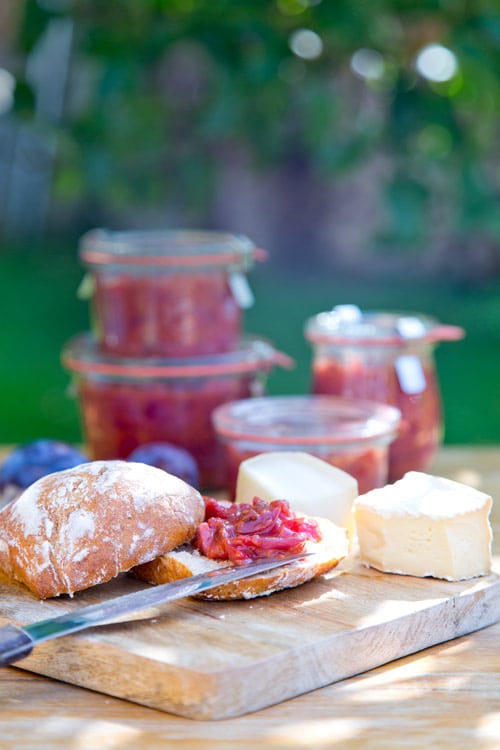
[354,471,493,581]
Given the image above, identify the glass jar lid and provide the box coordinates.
[212,395,401,447]
[62,333,293,380]
[305,305,464,347]
[79,229,266,271]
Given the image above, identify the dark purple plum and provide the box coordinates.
[0,439,89,490]
[128,442,200,488]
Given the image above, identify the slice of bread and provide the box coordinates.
[132,517,348,600]
[0,460,205,599]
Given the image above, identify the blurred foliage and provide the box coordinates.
[3,1,500,444]
[8,0,500,255]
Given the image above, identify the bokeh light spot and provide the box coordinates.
[417,124,453,158]
[289,29,323,60]
[350,48,385,81]
[415,44,458,82]
[277,0,309,16]
[0,69,15,116]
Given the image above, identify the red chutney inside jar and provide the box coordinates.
[212,395,401,498]
[62,334,291,490]
[305,307,465,482]
[79,229,265,358]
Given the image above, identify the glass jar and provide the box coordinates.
[304,306,465,482]
[62,333,292,490]
[212,395,401,498]
[79,229,266,358]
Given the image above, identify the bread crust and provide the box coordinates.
[132,517,348,600]
[0,460,205,599]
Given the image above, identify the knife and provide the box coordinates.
[0,552,309,666]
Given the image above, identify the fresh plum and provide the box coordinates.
[0,439,89,490]
[128,442,200,488]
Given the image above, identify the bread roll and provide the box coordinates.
[132,517,348,600]
[0,460,204,599]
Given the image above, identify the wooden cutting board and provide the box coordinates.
[1,552,499,720]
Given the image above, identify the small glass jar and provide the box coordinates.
[212,395,401,498]
[79,229,266,358]
[304,306,465,482]
[62,333,292,490]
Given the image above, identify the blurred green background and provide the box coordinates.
[1,0,500,446]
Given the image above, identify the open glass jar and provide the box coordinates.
[79,229,266,358]
[212,394,401,498]
[62,333,292,490]
[304,306,465,482]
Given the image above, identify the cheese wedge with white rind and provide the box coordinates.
[354,471,493,581]
[235,452,358,535]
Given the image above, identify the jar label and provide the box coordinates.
[229,271,254,309]
[395,355,427,395]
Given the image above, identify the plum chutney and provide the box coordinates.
[196,496,322,564]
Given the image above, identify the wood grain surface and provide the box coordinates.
[1,446,500,748]
[1,545,499,721]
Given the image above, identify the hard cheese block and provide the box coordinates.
[235,451,358,533]
[354,471,493,581]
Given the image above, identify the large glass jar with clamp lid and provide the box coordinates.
[304,306,464,482]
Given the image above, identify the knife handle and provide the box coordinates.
[0,625,34,666]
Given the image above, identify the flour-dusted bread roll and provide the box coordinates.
[133,499,349,600]
[0,460,205,599]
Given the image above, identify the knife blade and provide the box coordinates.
[0,552,310,666]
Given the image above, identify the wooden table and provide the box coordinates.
[1,446,499,749]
